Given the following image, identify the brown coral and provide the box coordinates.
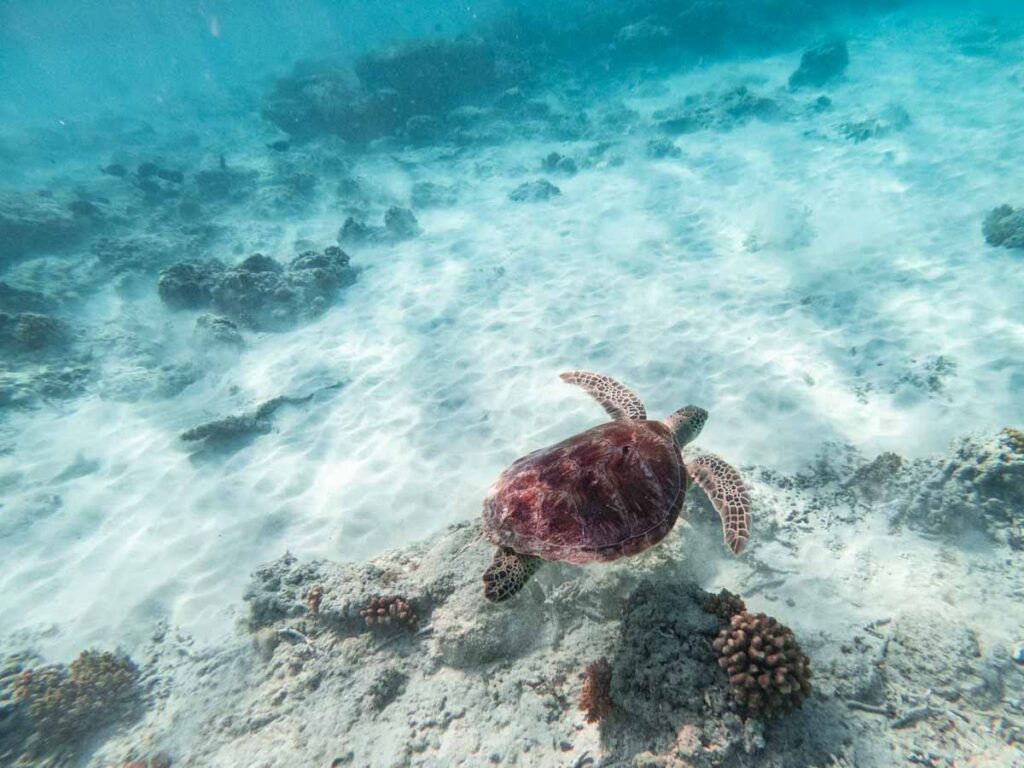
[712,611,811,718]
[359,595,418,630]
[578,656,613,723]
[14,650,143,746]
[702,588,746,620]
[306,585,324,615]
[999,427,1024,455]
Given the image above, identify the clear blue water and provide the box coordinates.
[2,1,1024,765]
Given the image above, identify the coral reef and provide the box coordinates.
[8,650,142,758]
[789,41,849,89]
[193,314,244,351]
[702,588,747,621]
[578,657,613,723]
[982,204,1024,249]
[713,611,812,718]
[359,595,418,630]
[157,247,358,331]
[508,179,561,202]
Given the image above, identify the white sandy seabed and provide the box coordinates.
[0,7,1023,766]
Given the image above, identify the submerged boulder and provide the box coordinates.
[509,179,561,202]
[983,204,1024,249]
[0,312,72,354]
[339,206,421,245]
[789,41,849,89]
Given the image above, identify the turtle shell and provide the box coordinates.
[481,420,687,564]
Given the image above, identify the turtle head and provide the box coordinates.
[665,405,708,447]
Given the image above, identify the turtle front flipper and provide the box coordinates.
[685,454,752,555]
[560,371,646,421]
[483,547,542,602]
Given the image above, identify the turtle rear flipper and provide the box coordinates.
[686,454,752,554]
[560,370,646,421]
[483,547,542,602]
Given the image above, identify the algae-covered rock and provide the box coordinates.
[983,204,1024,249]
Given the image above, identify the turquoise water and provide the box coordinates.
[2,2,1024,765]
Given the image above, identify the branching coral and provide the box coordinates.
[701,588,746,620]
[712,612,811,718]
[14,650,143,746]
[359,595,417,630]
[578,657,613,724]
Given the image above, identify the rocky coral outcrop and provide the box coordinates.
[983,204,1024,249]
[789,41,849,89]
[1,650,143,764]
[156,247,358,331]
[897,430,1024,545]
[0,312,72,355]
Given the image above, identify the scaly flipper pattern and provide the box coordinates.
[560,371,646,421]
[482,547,543,602]
[685,453,751,554]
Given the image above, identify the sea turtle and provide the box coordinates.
[480,371,751,602]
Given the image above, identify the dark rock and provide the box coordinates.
[646,138,682,159]
[100,164,128,177]
[340,209,420,245]
[657,86,781,135]
[508,179,561,203]
[0,195,96,264]
[983,205,1024,249]
[194,314,245,350]
[181,382,342,451]
[156,260,226,310]
[384,207,421,240]
[838,105,910,142]
[410,181,457,209]
[159,247,356,332]
[339,217,377,245]
[0,313,72,354]
[67,199,102,218]
[789,41,849,89]
[267,139,290,152]
[541,152,578,176]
